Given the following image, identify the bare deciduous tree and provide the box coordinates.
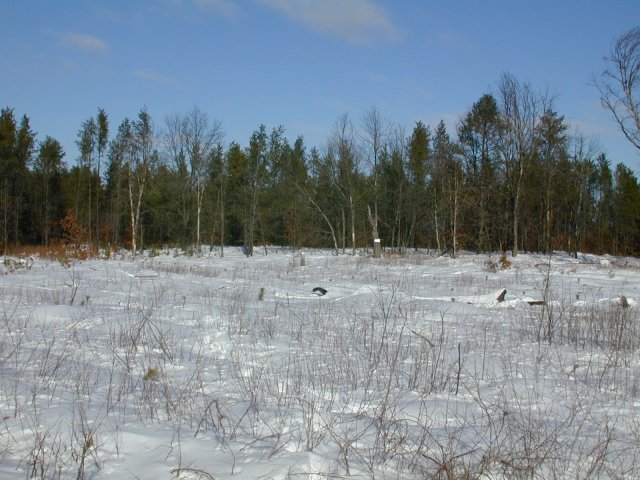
[183,107,223,250]
[328,114,361,255]
[496,73,547,256]
[360,106,388,246]
[165,107,223,250]
[596,27,640,151]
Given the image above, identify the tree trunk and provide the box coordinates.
[350,195,356,255]
[512,159,525,257]
[304,190,339,255]
[196,188,202,252]
[434,193,441,253]
[219,189,225,258]
[128,180,137,255]
[452,174,459,258]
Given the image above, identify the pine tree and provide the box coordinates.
[407,121,430,249]
[0,108,17,253]
[0,109,35,250]
[458,94,500,252]
[209,143,227,255]
[245,125,268,255]
[432,120,462,255]
[613,164,640,254]
[75,117,97,246]
[379,127,409,251]
[225,142,248,246]
[95,109,109,245]
[534,108,568,253]
[34,137,66,245]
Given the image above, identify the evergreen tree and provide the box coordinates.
[379,127,409,250]
[95,108,109,245]
[261,126,288,247]
[209,142,227,255]
[0,109,35,250]
[225,142,248,246]
[104,122,129,246]
[407,121,430,249]
[458,94,500,252]
[33,137,66,245]
[0,108,18,252]
[245,125,268,255]
[280,136,310,248]
[534,108,568,252]
[613,163,640,254]
[592,154,614,252]
[75,117,97,245]
[432,120,462,255]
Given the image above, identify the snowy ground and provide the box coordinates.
[1,248,639,479]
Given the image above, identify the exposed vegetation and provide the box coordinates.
[1,249,639,478]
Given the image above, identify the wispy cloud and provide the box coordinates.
[134,69,174,85]
[59,31,110,55]
[194,0,242,18]
[257,0,402,44]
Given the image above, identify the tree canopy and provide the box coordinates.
[3,66,640,257]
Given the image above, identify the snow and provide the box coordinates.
[1,248,639,478]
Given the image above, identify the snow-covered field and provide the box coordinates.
[1,248,639,479]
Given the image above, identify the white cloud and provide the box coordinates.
[257,0,402,44]
[60,32,110,55]
[134,68,174,85]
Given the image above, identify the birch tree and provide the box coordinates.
[165,107,223,250]
[116,108,156,255]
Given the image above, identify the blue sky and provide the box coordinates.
[1,0,639,171]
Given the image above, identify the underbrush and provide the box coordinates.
[0,251,638,478]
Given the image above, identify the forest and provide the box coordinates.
[2,69,640,258]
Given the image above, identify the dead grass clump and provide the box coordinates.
[4,243,100,263]
[499,252,511,269]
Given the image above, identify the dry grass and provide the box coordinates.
[3,243,102,262]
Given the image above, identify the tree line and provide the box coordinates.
[1,71,640,257]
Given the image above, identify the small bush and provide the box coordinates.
[143,367,161,382]
[499,251,512,269]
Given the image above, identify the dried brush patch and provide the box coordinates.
[4,243,101,262]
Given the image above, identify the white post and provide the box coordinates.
[373,239,381,258]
